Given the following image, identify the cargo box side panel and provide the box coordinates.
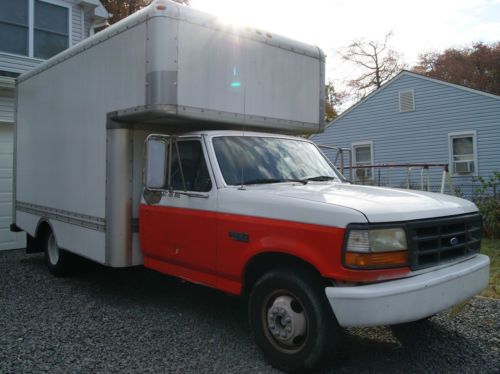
[175,22,322,130]
[15,22,148,262]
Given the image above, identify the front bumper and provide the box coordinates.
[326,254,490,327]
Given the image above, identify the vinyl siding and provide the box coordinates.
[312,74,500,196]
[0,96,14,124]
[72,5,84,45]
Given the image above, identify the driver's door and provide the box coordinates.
[140,136,218,287]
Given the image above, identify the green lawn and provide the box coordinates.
[481,239,499,298]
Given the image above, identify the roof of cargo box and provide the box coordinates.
[18,0,324,84]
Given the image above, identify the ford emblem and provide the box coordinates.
[450,237,459,246]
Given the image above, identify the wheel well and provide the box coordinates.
[28,220,52,253]
[36,220,52,240]
[242,252,329,294]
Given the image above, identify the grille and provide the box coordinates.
[407,213,482,270]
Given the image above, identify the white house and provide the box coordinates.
[0,0,109,250]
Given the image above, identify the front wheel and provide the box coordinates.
[248,268,341,372]
[43,230,74,277]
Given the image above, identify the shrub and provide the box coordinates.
[473,172,500,239]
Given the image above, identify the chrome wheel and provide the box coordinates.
[47,233,60,265]
[263,291,309,354]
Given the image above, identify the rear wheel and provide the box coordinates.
[248,268,341,372]
[43,229,74,277]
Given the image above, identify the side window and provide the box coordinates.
[449,132,477,175]
[0,0,29,56]
[34,0,70,59]
[352,142,373,182]
[170,140,212,192]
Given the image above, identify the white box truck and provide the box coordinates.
[13,0,489,372]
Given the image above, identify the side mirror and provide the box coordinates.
[145,136,168,189]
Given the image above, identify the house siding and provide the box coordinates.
[312,74,500,197]
[0,96,14,124]
[72,5,84,45]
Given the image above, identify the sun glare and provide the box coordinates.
[190,0,265,29]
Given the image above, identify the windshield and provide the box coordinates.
[212,136,342,186]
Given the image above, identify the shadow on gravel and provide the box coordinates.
[320,318,488,373]
[21,253,249,329]
[12,253,494,373]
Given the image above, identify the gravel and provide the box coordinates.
[0,249,498,373]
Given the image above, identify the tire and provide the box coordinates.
[248,268,341,373]
[43,229,74,277]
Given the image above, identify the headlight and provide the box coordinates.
[347,228,407,253]
[345,228,408,269]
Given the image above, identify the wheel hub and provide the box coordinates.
[266,295,307,347]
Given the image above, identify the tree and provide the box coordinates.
[341,32,405,98]
[101,0,189,25]
[324,81,347,122]
[413,42,500,95]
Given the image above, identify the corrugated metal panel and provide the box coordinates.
[312,73,500,197]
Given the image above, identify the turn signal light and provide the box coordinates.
[345,251,408,268]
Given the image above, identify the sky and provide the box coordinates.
[189,0,500,92]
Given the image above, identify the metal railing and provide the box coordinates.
[317,145,454,194]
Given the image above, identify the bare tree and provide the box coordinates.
[341,32,405,98]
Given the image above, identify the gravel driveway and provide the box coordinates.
[1,249,498,373]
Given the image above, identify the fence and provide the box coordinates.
[317,144,498,198]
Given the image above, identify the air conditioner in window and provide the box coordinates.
[356,168,371,179]
[454,161,474,174]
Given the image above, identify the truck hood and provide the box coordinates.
[254,183,478,222]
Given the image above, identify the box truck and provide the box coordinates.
[12,0,489,371]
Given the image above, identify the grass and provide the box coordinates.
[481,239,499,298]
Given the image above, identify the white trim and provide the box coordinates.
[448,130,478,177]
[351,141,374,181]
[28,0,35,57]
[80,5,85,41]
[0,50,44,62]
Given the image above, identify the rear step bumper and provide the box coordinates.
[326,254,490,327]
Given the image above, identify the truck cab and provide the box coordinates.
[139,130,489,371]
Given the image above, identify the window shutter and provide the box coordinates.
[399,90,415,112]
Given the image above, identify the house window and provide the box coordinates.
[352,141,373,181]
[0,0,70,59]
[449,131,477,175]
[0,0,29,56]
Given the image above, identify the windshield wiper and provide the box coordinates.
[242,178,307,185]
[303,175,336,182]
